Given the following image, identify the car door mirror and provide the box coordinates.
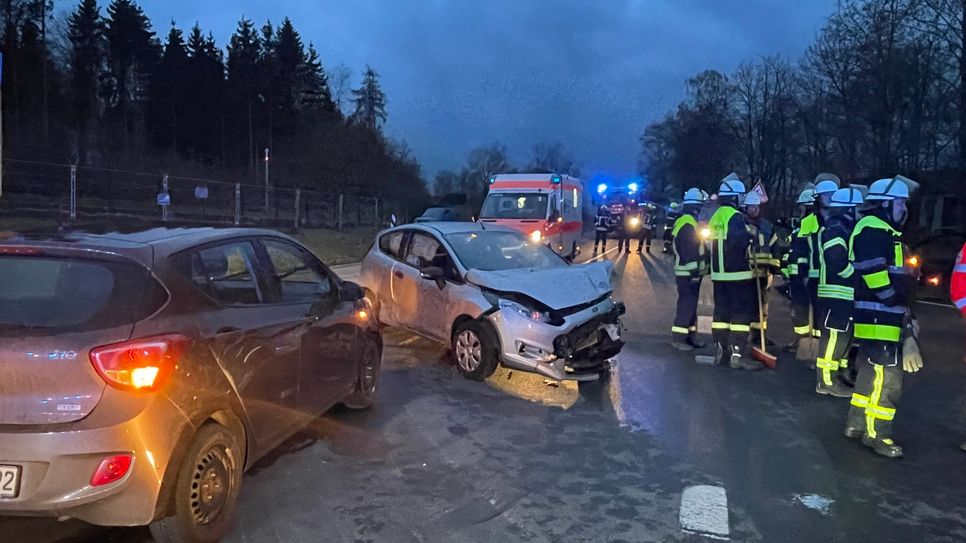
[420,266,446,289]
[338,281,364,302]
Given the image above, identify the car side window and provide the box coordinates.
[190,242,263,305]
[379,231,407,260]
[405,233,442,269]
[261,239,333,303]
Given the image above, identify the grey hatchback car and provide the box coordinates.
[0,227,381,542]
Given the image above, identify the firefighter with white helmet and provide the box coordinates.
[814,187,864,398]
[743,190,780,346]
[784,188,819,352]
[844,176,920,458]
[670,188,709,351]
[791,175,840,360]
[708,174,763,370]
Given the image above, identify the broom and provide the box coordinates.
[749,263,777,368]
[795,303,820,362]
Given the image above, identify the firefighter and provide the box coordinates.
[637,205,658,254]
[784,188,817,352]
[612,197,630,254]
[671,188,709,351]
[845,177,920,458]
[709,174,763,370]
[593,204,611,254]
[815,187,864,398]
[663,203,681,254]
[744,191,781,347]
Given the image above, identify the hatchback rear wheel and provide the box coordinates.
[452,321,499,381]
[150,423,244,543]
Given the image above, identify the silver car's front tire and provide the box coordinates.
[452,321,499,381]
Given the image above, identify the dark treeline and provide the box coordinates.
[640,0,966,210]
[0,0,428,208]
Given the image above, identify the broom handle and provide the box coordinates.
[755,273,766,351]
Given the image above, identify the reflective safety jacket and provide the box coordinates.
[792,213,822,280]
[850,213,917,344]
[818,214,857,328]
[747,217,780,276]
[709,205,753,281]
[951,242,966,316]
[672,213,707,277]
[594,207,612,231]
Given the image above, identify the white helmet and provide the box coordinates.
[683,188,705,204]
[743,191,763,206]
[718,173,745,197]
[815,179,839,196]
[796,188,816,204]
[829,187,864,208]
[866,177,910,201]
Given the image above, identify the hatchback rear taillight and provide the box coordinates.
[90,454,134,486]
[90,335,187,392]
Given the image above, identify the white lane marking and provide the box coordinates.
[582,246,619,263]
[793,493,834,515]
[697,316,713,335]
[916,299,954,308]
[679,485,730,540]
[399,335,420,346]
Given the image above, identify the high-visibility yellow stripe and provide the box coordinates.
[712,322,730,330]
[730,324,751,332]
[840,264,855,278]
[793,325,810,336]
[851,393,870,408]
[863,270,890,289]
[672,326,690,334]
[867,365,885,439]
[750,321,767,330]
[822,237,847,251]
[818,284,854,300]
[854,323,901,342]
[711,270,755,281]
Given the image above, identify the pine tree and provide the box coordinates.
[146,21,186,149]
[299,43,335,114]
[104,0,161,148]
[182,23,224,160]
[227,16,263,173]
[351,66,387,132]
[67,0,106,162]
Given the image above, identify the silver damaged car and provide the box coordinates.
[360,222,625,381]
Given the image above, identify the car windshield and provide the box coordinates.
[444,230,566,271]
[480,193,548,220]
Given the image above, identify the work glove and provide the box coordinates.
[902,336,923,373]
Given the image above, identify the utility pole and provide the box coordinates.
[0,51,4,198]
[264,147,270,209]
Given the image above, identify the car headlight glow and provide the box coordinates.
[530,230,542,243]
[700,227,712,240]
[629,217,640,227]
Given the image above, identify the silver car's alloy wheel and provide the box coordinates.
[455,330,482,372]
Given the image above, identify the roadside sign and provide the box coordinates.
[750,181,769,203]
[157,192,171,206]
[194,185,209,200]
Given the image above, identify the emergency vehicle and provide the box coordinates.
[479,173,583,257]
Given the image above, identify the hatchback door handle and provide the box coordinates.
[393,270,404,279]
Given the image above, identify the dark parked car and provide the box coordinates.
[0,227,381,542]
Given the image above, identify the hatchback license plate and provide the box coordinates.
[0,465,21,499]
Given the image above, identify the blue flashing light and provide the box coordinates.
[597,183,607,194]
[628,182,639,193]
[550,174,562,184]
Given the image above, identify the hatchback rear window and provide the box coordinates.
[0,256,163,335]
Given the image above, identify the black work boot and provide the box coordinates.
[713,341,729,366]
[729,346,764,371]
[671,340,694,352]
[816,373,852,398]
[843,426,864,439]
[687,335,707,349]
[783,338,800,353]
[862,436,904,458]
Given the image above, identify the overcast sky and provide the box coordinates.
[136,0,837,181]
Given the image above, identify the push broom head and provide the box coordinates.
[751,346,777,369]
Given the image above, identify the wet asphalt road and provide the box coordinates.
[3,243,966,542]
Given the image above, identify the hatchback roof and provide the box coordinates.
[391,221,516,236]
[0,227,296,267]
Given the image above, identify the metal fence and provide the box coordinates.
[0,159,387,231]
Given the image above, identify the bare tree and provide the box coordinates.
[331,62,352,115]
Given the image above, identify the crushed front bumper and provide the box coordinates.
[488,298,625,381]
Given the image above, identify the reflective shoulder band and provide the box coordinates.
[822,238,847,251]
[854,257,887,271]
[956,297,966,310]
[954,264,966,274]
[863,270,890,289]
